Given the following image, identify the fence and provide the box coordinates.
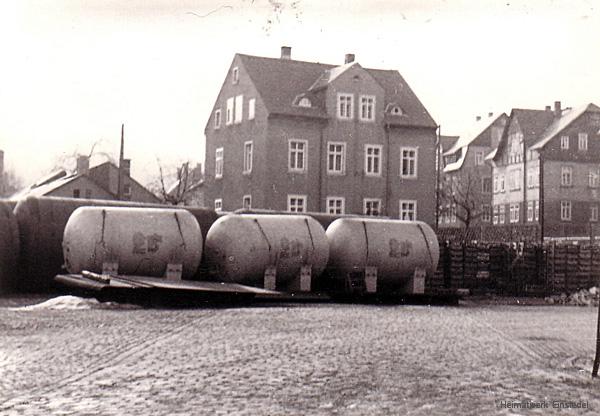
[426,241,600,296]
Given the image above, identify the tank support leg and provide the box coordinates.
[165,263,183,280]
[102,262,119,276]
[365,267,377,293]
[264,266,277,290]
[299,265,312,292]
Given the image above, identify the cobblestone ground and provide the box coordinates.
[1,300,600,415]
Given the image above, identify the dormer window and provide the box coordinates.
[386,103,403,115]
[298,97,312,108]
[232,67,239,84]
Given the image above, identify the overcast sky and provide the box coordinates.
[1,0,599,186]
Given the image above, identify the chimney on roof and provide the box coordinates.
[122,159,131,177]
[345,53,355,64]
[476,115,481,122]
[76,155,89,175]
[280,46,291,60]
[545,105,551,111]
[554,101,562,117]
[488,112,493,118]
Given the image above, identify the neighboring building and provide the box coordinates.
[11,156,160,203]
[203,47,438,223]
[439,113,507,228]
[491,102,600,239]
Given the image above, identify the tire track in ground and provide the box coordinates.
[0,310,218,412]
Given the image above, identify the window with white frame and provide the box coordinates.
[287,195,306,213]
[561,200,572,221]
[493,175,499,193]
[450,204,457,223]
[475,150,484,166]
[365,145,382,176]
[499,204,506,224]
[214,198,223,212]
[509,203,520,223]
[592,205,599,222]
[579,133,588,151]
[482,177,492,194]
[561,166,572,186]
[492,205,499,224]
[243,141,253,174]
[534,200,539,221]
[234,95,243,124]
[499,175,505,192]
[363,198,381,216]
[248,98,256,120]
[527,201,534,222]
[232,67,239,84]
[590,169,600,188]
[359,95,375,121]
[338,93,353,119]
[527,167,539,188]
[214,109,221,129]
[215,147,223,178]
[399,200,417,221]
[326,197,345,214]
[327,142,346,174]
[400,147,418,178]
[242,195,252,210]
[226,97,234,125]
[560,135,569,149]
[288,140,307,172]
[481,204,491,222]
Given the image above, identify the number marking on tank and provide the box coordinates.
[389,238,412,258]
[132,232,164,254]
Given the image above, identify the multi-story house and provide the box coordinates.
[491,101,600,239]
[439,113,507,228]
[203,47,438,223]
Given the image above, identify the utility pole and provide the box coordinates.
[117,124,124,200]
[435,125,441,231]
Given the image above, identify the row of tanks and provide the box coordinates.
[1,196,440,299]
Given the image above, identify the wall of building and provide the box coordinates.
[203,55,268,211]
[388,126,437,223]
[47,177,113,200]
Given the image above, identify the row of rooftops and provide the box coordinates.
[443,101,600,173]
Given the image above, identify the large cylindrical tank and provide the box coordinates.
[234,208,366,230]
[13,196,218,292]
[0,200,20,294]
[204,214,329,289]
[326,218,440,290]
[63,206,203,279]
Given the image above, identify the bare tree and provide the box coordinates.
[151,160,202,205]
[49,139,115,174]
[439,170,483,230]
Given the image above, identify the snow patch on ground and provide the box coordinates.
[8,295,137,311]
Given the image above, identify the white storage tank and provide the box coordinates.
[63,206,203,279]
[326,218,439,294]
[204,214,329,291]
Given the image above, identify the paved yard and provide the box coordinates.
[1,298,600,415]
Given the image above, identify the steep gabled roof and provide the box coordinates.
[530,103,600,150]
[493,108,555,161]
[443,113,506,157]
[236,53,437,128]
